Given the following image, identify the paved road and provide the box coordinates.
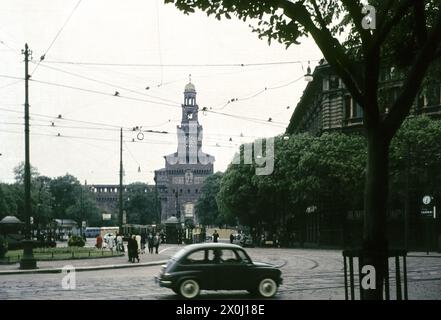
[0,247,440,300]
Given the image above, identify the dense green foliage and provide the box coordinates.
[124,183,159,225]
[217,133,366,233]
[67,235,86,247]
[197,117,441,236]
[195,172,234,227]
[0,163,101,228]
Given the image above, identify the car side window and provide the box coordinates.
[218,249,241,264]
[207,249,218,263]
[236,249,251,264]
[183,250,206,264]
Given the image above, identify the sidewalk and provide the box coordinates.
[408,251,441,258]
[0,244,180,275]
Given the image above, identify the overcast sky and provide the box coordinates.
[0,0,322,185]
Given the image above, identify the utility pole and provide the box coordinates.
[118,128,123,235]
[20,43,36,269]
[80,181,84,237]
[404,142,410,251]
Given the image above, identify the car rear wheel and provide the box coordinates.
[179,279,200,299]
[257,278,277,298]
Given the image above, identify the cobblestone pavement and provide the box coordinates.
[0,247,440,300]
[0,244,176,271]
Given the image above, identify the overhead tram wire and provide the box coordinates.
[0,120,259,145]
[34,62,181,105]
[205,110,288,127]
[213,75,305,111]
[0,74,25,91]
[0,80,23,91]
[40,59,321,68]
[0,107,131,130]
[0,74,24,81]
[0,128,238,149]
[29,78,181,108]
[23,78,288,128]
[30,0,82,76]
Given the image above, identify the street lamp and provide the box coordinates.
[304,61,313,83]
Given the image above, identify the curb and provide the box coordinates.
[0,260,168,276]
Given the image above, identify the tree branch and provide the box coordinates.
[310,0,327,29]
[384,13,441,141]
[414,0,428,46]
[276,0,364,105]
[340,0,372,48]
[372,0,414,53]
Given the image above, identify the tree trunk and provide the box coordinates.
[362,130,390,300]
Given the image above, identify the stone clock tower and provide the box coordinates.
[154,81,215,226]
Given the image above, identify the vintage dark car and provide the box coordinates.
[155,243,282,299]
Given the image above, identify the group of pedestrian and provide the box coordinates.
[126,232,161,262]
[147,232,161,254]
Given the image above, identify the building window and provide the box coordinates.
[329,76,339,89]
[426,84,441,107]
[344,96,364,121]
[344,96,352,119]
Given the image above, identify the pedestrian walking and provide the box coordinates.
[127,234,133,262]
[148,233,154,254]
[108,234,115,254]
[116,233,124,253]
[230,233,234,244]
[141,233,146,254]
[213,230,219,243]
[95,234,103,249]
[133,235,140,262]
[154,233,160,254]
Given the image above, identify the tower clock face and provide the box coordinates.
[187,112,193,120]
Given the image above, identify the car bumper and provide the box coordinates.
[279,277,283,285]
[154,276,173,288]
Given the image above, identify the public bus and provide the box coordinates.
[84,227,120,238]
[84,227,100,238]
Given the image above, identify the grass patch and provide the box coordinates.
[1,247,124,264]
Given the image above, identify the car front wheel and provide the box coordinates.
[179,279,200,299]
[257,278,277,298]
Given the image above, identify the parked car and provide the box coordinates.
[155,243,282,299]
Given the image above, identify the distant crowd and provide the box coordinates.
[95,232,162,263]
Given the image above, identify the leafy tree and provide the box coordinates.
[124,183,158,225]
[0,184,19,219]
[65,187,101,227]
[49,174,83,218]
[166,0,441,299]
[13,162,40,184]
[217,133,366,245]
[389,116,441,232]
[196,172,233,227]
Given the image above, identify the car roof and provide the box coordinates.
[171,243,248,260]
[183,243,244,251]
